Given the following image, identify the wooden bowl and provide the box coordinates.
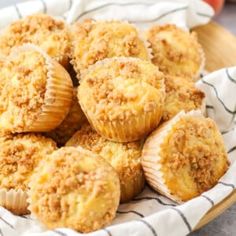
[193,21,236,230]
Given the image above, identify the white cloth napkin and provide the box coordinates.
[1,1,235,236]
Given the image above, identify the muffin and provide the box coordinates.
[0,14,71,67]
[147,24,204,79]
[46,88,86,146]
[163,75,205,121]
[66,123,145,202]
[78,57,166,142]
[142,110,229,202]
[28,147,120,233]
[0,133,56,215]
[71,19,150,79]
[0,44,73,133]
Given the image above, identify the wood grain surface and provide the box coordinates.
[194,22,236,72]
[193,21,236,230]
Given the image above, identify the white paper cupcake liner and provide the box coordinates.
[9,43,73,132]
[81,103,164,142]
[0,189,28,215]
[141,110,203,203]
[79,56,165,142]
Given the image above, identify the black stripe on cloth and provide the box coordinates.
[202,79,236,114]
[196,12,212,18]
[226,68,236,83]
[25,215,33,220]
[201,195,214,206]
[39,0,47,13]
[117,210,144,217]
[133,196,176,207]
[0,216,14,229]
[14,4,22,19]
[75,2,153,20]
[68,0,73,11]
[137,219,157,236]
[218,181,235,190]
[171,208,192,232]
[206,105,214,110]
[228,146,236,154]
[130,6,188,23]
[17,215,30,220]
[103,228,112,236]
[53,230,67,236]
[221,129,232,135]
[230,104,236,124]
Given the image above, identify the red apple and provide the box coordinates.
[204,0,225,14]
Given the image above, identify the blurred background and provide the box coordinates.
[209,0,236,34]
[0,0,235,34]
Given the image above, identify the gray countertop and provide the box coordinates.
[0,0,235,235]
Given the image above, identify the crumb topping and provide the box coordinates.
[66,124,144,196]
[0,14,71,64]
[71,19,149,77]
[78,57,165,122]
[46,88,86,145]
[29,147,120,232]
[0,50,47,131]
[163,75,205,121]
[161,116,228,198]
[147,24,203,77]
[0,134,56,191]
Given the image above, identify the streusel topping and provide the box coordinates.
[0,134,56,191]
[163,75,205,121]
[78,57,165,122]
[160,116,228,198]
[0,14,71,64]
[147,24,203,78]
[29,147,120,232]
[71,19,150,78]
[66,123,143,190]
[0,50,47,131]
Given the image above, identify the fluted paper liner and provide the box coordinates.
[141,110,203,203]
[85,107,164,143]
[10,44,73,132]
[0,189,29,215]
[120,170,145,203]
[79,57,165,142]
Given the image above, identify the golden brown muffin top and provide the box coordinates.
[163,75,205,121]
[67,123,141,153]
[147,24,203,78]
[46,88,86,146]
[0,49,47,132]
[78,57,165,122]
[0,134,56,191]
[0,14,71,64]
[160,115,228,200]
[29,146,120,232]
[66,123,143,187]
[71,19,150,78]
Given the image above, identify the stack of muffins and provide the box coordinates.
[0,14,229,233]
